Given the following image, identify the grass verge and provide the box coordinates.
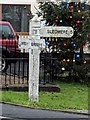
[0,82,88,110]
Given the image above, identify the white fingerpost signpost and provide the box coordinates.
[29,15,45,102]
[28,14,74,102]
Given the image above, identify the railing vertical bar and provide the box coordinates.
[5,41,8,86]
[9,62,11,84]
[18,58,21,84]
[43,53,46,85]
[13,62,16,84]
[51,55,53,83]
[13,39,16,84]
[22,50,25,84]
[27,57,29,84]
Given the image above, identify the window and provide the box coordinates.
[2,4,31,32]
[0,24,13,38]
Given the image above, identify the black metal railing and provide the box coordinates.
[1,37,89,88]
[0,38,29,87]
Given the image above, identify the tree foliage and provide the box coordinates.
[38,2,90,81]
[38,2,90,49]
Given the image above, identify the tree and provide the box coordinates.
[38,1,90,64]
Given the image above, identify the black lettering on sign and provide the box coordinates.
[31,42,42,47]
[47,29,71,34]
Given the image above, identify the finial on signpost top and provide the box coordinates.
[31,14,39,21]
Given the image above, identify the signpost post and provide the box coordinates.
[29,15,74,102]
[29,15,45,102]
[29,48,40,102]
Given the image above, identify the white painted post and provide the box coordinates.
[29,14,41,102]
[29,48,40,102]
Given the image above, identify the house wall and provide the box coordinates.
[2,4,31,32]
[0,0,38,15]
[0,4,2,20]
[0,0,39,32]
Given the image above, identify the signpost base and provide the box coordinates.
[29,48,40,102]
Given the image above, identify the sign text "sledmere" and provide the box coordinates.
[41,26,74,38]
[47,29,73,34]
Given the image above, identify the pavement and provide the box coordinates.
[0,116,13,120]
[1,102,89,116]
[59,109,89,115]
[1,102,89,120]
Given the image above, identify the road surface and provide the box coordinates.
[0,103,89,120]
